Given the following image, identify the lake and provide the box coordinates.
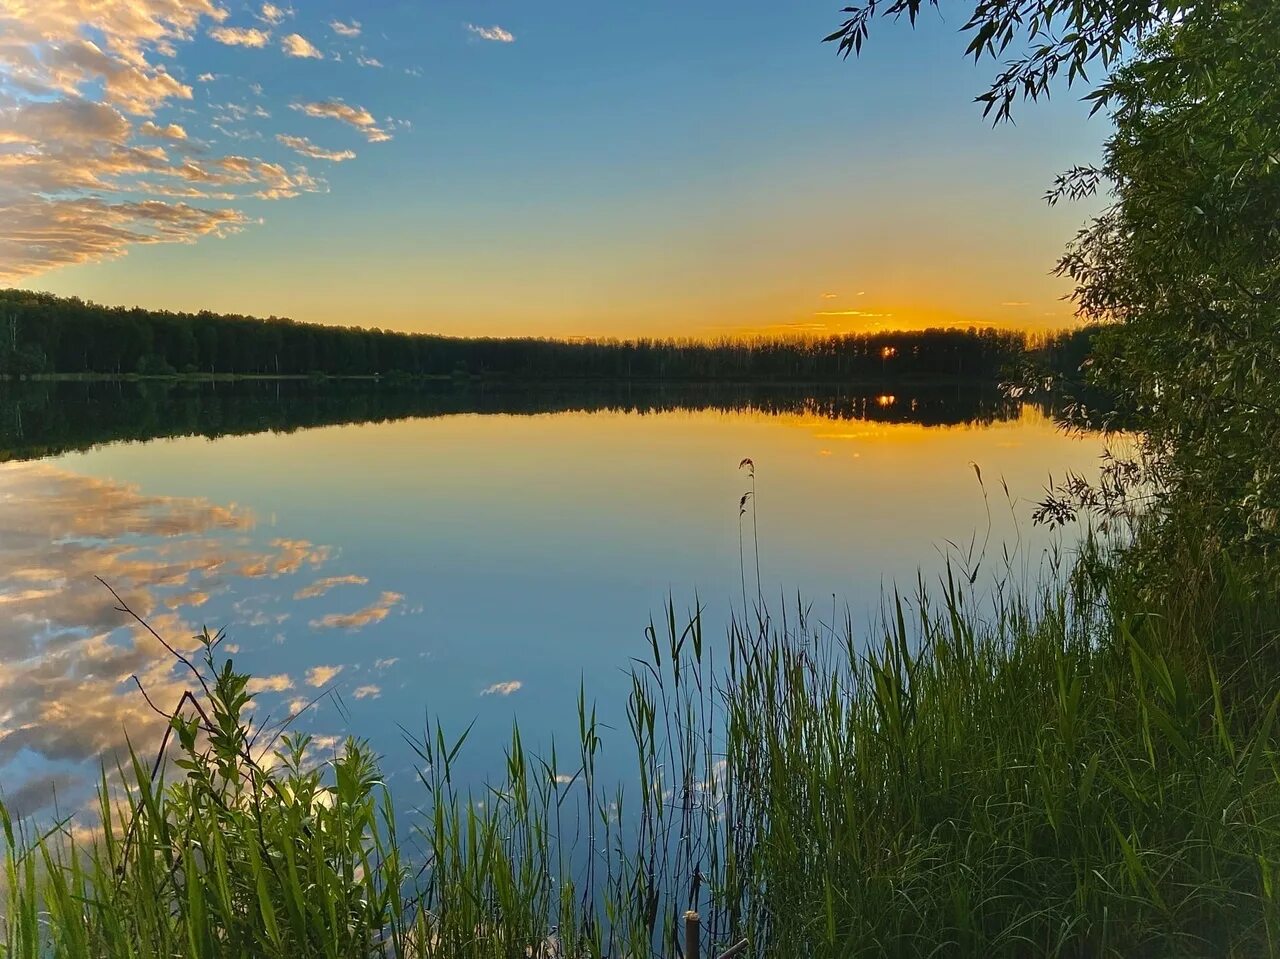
[0,380,1106,819]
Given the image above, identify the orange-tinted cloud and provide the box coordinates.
[259,3,291,26]
[280,33,322,59]
[0,0,394,281]
[0,463,397,818]
[276,134,355,162]
[308,591,403,630]
[305,664,344,687]
[209,26,271,48]
[247,674,295,693]
[293,574,369,600]
[291,99,391,143]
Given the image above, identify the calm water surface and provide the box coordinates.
[0,383,1106,818]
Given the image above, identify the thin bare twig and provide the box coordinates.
[97,575,214,703]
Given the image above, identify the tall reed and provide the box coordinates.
[3,522,1277,957]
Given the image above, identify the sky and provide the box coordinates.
[0,1,1109,338]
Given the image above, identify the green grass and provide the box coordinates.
[722,532,1280,956]
[3,523,1278,957]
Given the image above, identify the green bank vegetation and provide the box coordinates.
[4,0,1280,955]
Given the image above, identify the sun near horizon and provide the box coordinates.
[1,1,1103,340]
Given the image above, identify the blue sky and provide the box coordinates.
[2,0,1107,336]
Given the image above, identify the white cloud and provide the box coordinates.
[481,681,523,697]
[209,26,271,48]
[281,33,323,59]
[212,101,270,123]
[352,685,381,700]
[330,19,361,37]
[258,2,292,25]
[292,99,392,143]
[466,23,515,43]
[356,56,383,68]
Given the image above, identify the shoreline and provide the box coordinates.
[1,371,1012,389]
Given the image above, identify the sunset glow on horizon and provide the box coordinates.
[1,1,1105,339]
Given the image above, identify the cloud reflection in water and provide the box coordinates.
[0,462,393,818]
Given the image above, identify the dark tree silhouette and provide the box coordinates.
[0,289,1090,384]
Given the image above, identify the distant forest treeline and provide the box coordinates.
[0,289,1095,382]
